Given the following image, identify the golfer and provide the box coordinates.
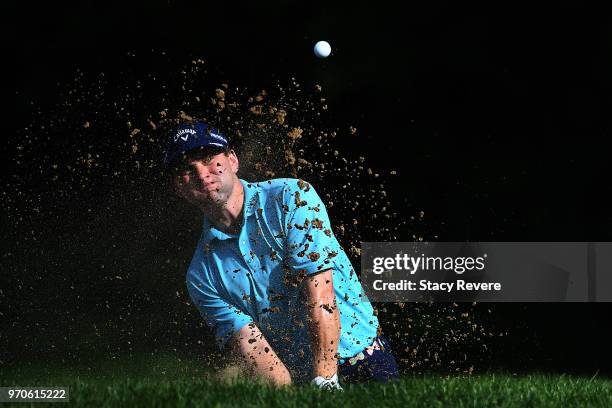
[165,122,399,388]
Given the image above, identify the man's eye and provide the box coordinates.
[197,156,214,165]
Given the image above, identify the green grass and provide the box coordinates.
[2,354,611,407]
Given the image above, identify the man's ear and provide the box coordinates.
[227,149,239,173]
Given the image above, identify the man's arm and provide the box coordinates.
[300,269,341,379]
[229,322,292,386]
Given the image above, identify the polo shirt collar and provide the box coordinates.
[201,179,260,244]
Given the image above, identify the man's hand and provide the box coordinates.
[230,322,292,386]
[312,373,343,391]
[300,269,341,379]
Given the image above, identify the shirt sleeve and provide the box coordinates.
[186,251,253,349]
[283,179,342,277]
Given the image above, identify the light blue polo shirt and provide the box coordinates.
[186,178,379,379]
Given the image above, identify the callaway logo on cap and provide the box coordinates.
[164,122,229,169]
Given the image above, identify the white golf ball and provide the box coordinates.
[314,41,331,58]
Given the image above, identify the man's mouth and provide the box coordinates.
[196,182,219,195]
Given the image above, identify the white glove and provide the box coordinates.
[311,373,343,391]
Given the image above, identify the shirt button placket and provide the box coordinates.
[241,239,257,274]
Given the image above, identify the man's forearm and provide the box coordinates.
[231,323,292,386]
[303,270,341,378]
[308,295,341,377]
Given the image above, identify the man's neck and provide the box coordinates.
[203,179,245,235]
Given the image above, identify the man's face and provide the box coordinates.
[172,148,239,209]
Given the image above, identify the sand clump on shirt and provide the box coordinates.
[7,53,504,376]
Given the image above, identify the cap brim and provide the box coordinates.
[164,144,228,170]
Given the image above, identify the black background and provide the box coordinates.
[7,1,612,376]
